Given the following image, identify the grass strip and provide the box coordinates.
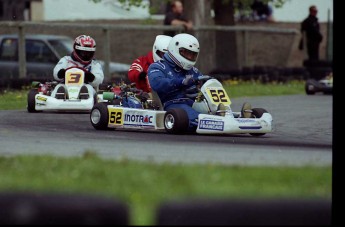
[0,154,331,225]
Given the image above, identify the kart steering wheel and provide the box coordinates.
[65,66,87,72]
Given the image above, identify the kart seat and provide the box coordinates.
[151,90,163,110]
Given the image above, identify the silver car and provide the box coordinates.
[0,34,130,82]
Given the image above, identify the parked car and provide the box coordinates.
[0,34,130,85]
[305,72,333,95]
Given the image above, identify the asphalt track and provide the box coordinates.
[0,94,332,166]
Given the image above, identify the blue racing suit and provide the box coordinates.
[148,54,203,131]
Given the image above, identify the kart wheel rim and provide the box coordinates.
[165,114,175,130]
[91,109,101,124]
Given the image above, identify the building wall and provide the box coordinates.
[0,0,26,20]
[0,0,43,21]
[31,1,43,21]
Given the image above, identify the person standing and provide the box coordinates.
[250,0,275,22]
[300,5,323,61]
[163,0,193,37]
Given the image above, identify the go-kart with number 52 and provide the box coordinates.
[27,67,97,113]
[90,76,273,136]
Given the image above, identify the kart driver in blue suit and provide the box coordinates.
[148,33,209,132]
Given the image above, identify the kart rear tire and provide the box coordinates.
[93,93,98,104]
[27,89,39,113]
[250,108,268,137]
[90,103,109,130]
[164,108,189,134]
[305,82,316,95]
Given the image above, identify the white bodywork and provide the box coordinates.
[106,106,166,130]
[105,105,272,135]
[196,113,272,134]
[34,68,95,112]
[101,78,273,135]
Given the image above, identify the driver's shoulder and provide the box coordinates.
[91,59,102,66]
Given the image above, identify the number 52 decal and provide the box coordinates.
[206,88,231,105]
[108,108,123,125]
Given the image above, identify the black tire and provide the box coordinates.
[93,93,98,104]
[250,108,268,137]
[305,86,316,95]
[90,103,109,130]
[164,108,189,134]
[27,89,39,113]
[305,80,316,95]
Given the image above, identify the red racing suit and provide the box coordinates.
[128,51,154,93]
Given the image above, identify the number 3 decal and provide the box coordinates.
[66,72,84,85]
[68,74,81,83]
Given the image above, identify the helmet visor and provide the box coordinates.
[179,48,198,62]
[76,49,94,61]
[155,50,165,59]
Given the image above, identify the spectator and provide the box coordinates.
[163,0,193,37]
[300,5,323,61]
[250,0,274,22]
[127,35,172,93]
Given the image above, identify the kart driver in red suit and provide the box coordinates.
[128,35,172,93]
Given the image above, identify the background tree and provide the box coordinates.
[182,0,287,71]
[92,0,288,71]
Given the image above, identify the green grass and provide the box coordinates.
[223,79,305,97]
[0,89,28,110]
[0,80,305,110]
[0,154,332,225]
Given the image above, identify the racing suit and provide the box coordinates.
[128,51,154,93]
[148,53,202,131]
[53,55,104,96]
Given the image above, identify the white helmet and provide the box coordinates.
[152,35,172,62]
[167,33,199,70]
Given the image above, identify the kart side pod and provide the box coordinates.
[196,111,273,135]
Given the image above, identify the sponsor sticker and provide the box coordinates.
[236,119,256,123]
[124,114,153,124]
[199,120,224,131]
[36,96,47,102]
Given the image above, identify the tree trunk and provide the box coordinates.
[213,0,239,72]
[183,0,215,74]
[184,0,239,73]
[183,0,213,26]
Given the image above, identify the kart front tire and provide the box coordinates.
[27,89,39,113]
[90,103,109,130]
[164,108,189,134]
[250,108,268,137]
[305,84,315,95]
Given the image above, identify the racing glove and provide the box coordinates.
[57,69,66,79]
[138,71,147,81]
[185,85,198,99]
[197,75,212,81]
[85,71,95,83]
[182,74,195,86]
